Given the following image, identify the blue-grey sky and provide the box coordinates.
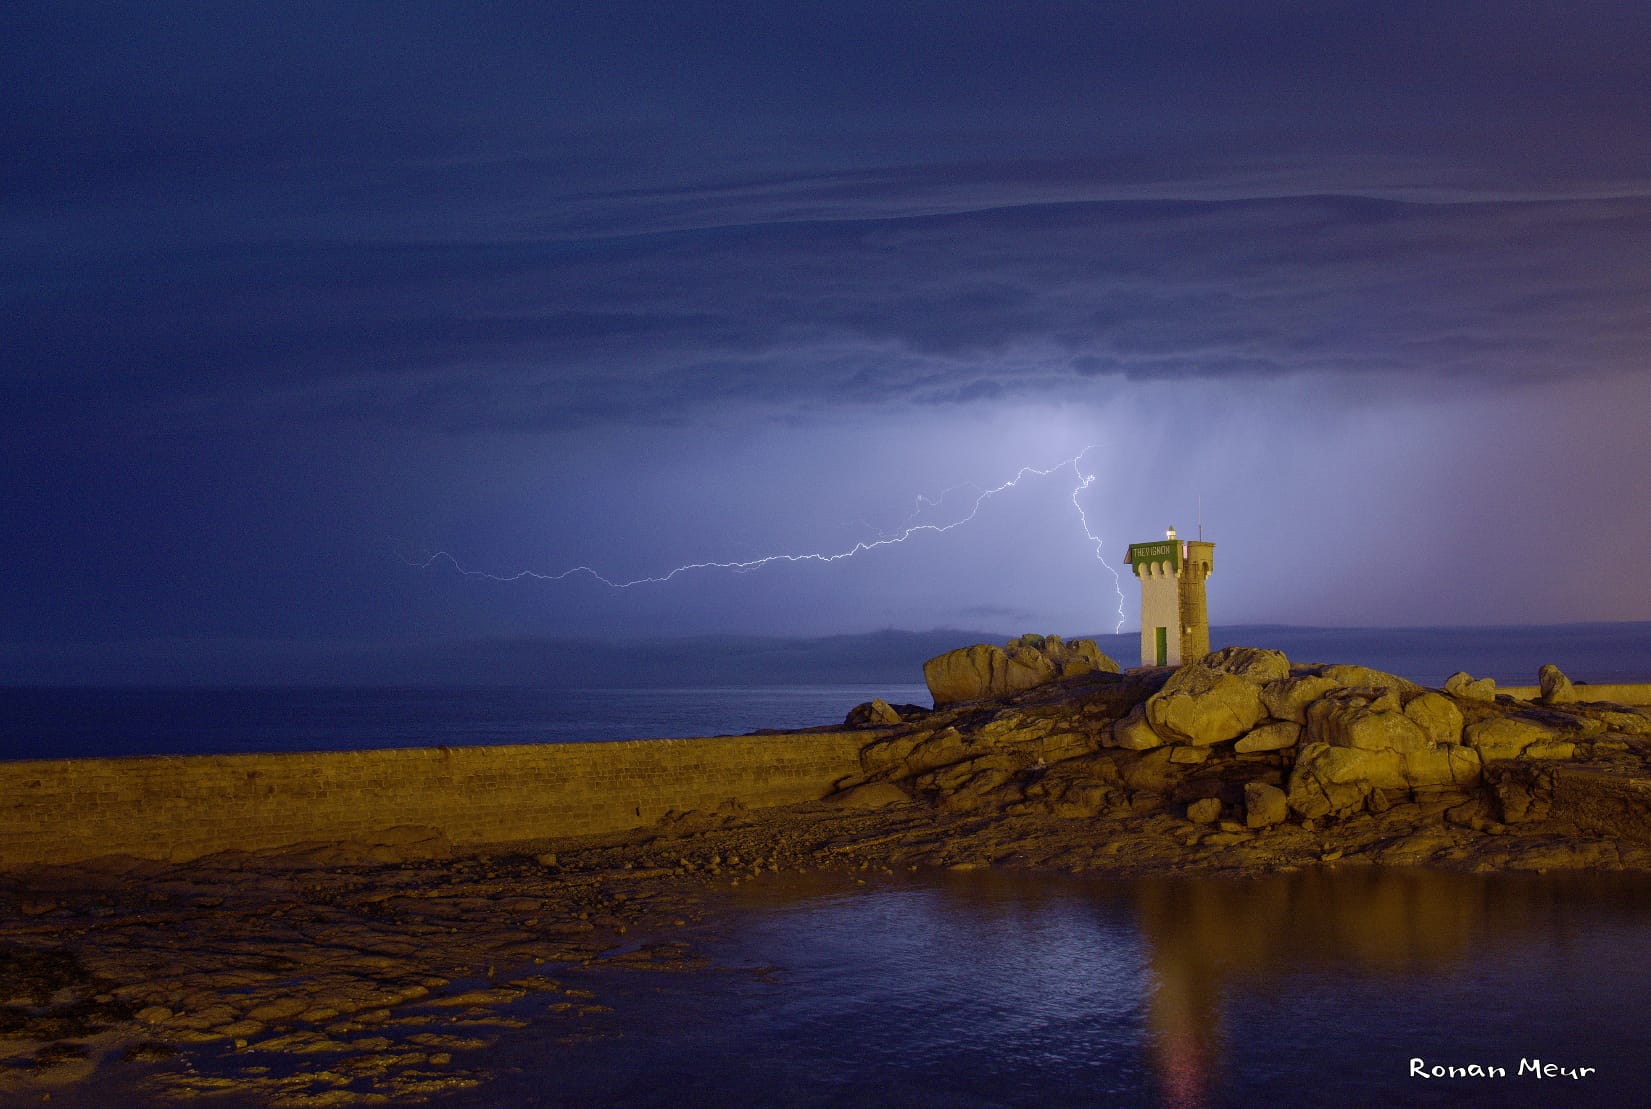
[3,1,1648,678]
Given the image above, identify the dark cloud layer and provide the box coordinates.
[7,2,1647,433]
[10,193,1648,436]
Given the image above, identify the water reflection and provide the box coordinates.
[461,867,1651,1107]
[1131,869,1650,1107]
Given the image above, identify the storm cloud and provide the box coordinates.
[2,1,1647,674]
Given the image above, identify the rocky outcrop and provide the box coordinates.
[1306,687,1429,753]
[1317,665,1419,695]
[1261,674,1342,724]
[844,698,928,727]
[845,698,902,727]
[1145,664,1268,746]
[1444,671,1497,702]
[1403,692,1464,745]
[1235,721,1300,753]
[1110,705,1167,750]
[922,634,1119,706]
[1281,685,1487,819]
[1141,647,1286,746]
[1244,782,1288,828]
[847,643,1651,860]
[1539,664,1578,705]
[1108,650,1447,758]
[1287,739,1483,821]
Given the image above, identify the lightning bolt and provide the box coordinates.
[408,447,1128,632]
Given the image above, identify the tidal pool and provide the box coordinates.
[459,867,1651,1108]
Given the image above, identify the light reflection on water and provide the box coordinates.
[464,868,1651,1108]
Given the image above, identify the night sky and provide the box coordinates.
[4,2,1648,682]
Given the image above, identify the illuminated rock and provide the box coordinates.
[1235,721,1301,752]
[1539,664,1578,705]
[1306,688,1431,754]
[1403,692,1465,746]
[1261,674,1342,724]
[1201,646,1290,685]
[1146,668,1265,746]
[845,698,903,727]
[1144,651,1283,747]
[1399,744,1482,789]
[1444,671,1498,702]
[1244,782,1288,828]
[1466,716,1566,761]
[1317,664,1420,696]
[1286,743,1375,818]
[922,635,1119,707]
[1109,704,1168,750]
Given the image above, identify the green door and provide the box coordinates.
[1154,626,1168,666]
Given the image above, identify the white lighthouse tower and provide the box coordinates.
[1124,527,1215,667]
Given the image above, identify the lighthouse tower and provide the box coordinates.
[1125,527,1215,667]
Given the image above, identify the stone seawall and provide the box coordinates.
[0,732,869,867]
[1498,683,1651,706]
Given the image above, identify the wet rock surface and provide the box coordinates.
[4,649,1650,1104]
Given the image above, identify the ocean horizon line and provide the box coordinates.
[0,620,1646,691]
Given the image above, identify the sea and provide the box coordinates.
[1,623,1647,762]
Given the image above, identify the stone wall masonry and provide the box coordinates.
[1497,683,1651,706]
[0,732,869,868]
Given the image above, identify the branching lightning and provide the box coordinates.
[409,447,1128,632]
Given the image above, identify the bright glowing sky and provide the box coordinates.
[3,2,1648,678]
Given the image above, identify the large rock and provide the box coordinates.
[1539,664,1578,705]
[1287,743,1382,819]
[1465,716,1547,761]
[1402,692,1464,746]
[1261,674,1342,724]
[1286,738,1478,820]
[923,644,1049,706]
[1031,635,1118,679]
[845,698,903,727]
[1138,648,1285,748]
[1399,744,1483,789]
[1299,742,1410,790]
[1159,648,1431,742]
[1289,687,1485,817]
[1444,671,1498,702]
[922,635,1119,706]
[1244,781,1289,828]
[1200,646,1291,685]
[1108,705,1167,750]
[1317,664,1420,696]
[1306,688,1431,753]
[1235,721,1301,753]
[1145,665,1269,746]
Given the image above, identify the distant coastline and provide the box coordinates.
[2,621,1648,688]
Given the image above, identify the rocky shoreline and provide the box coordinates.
[3,642,1649,1104]
[833,639,1651,866]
